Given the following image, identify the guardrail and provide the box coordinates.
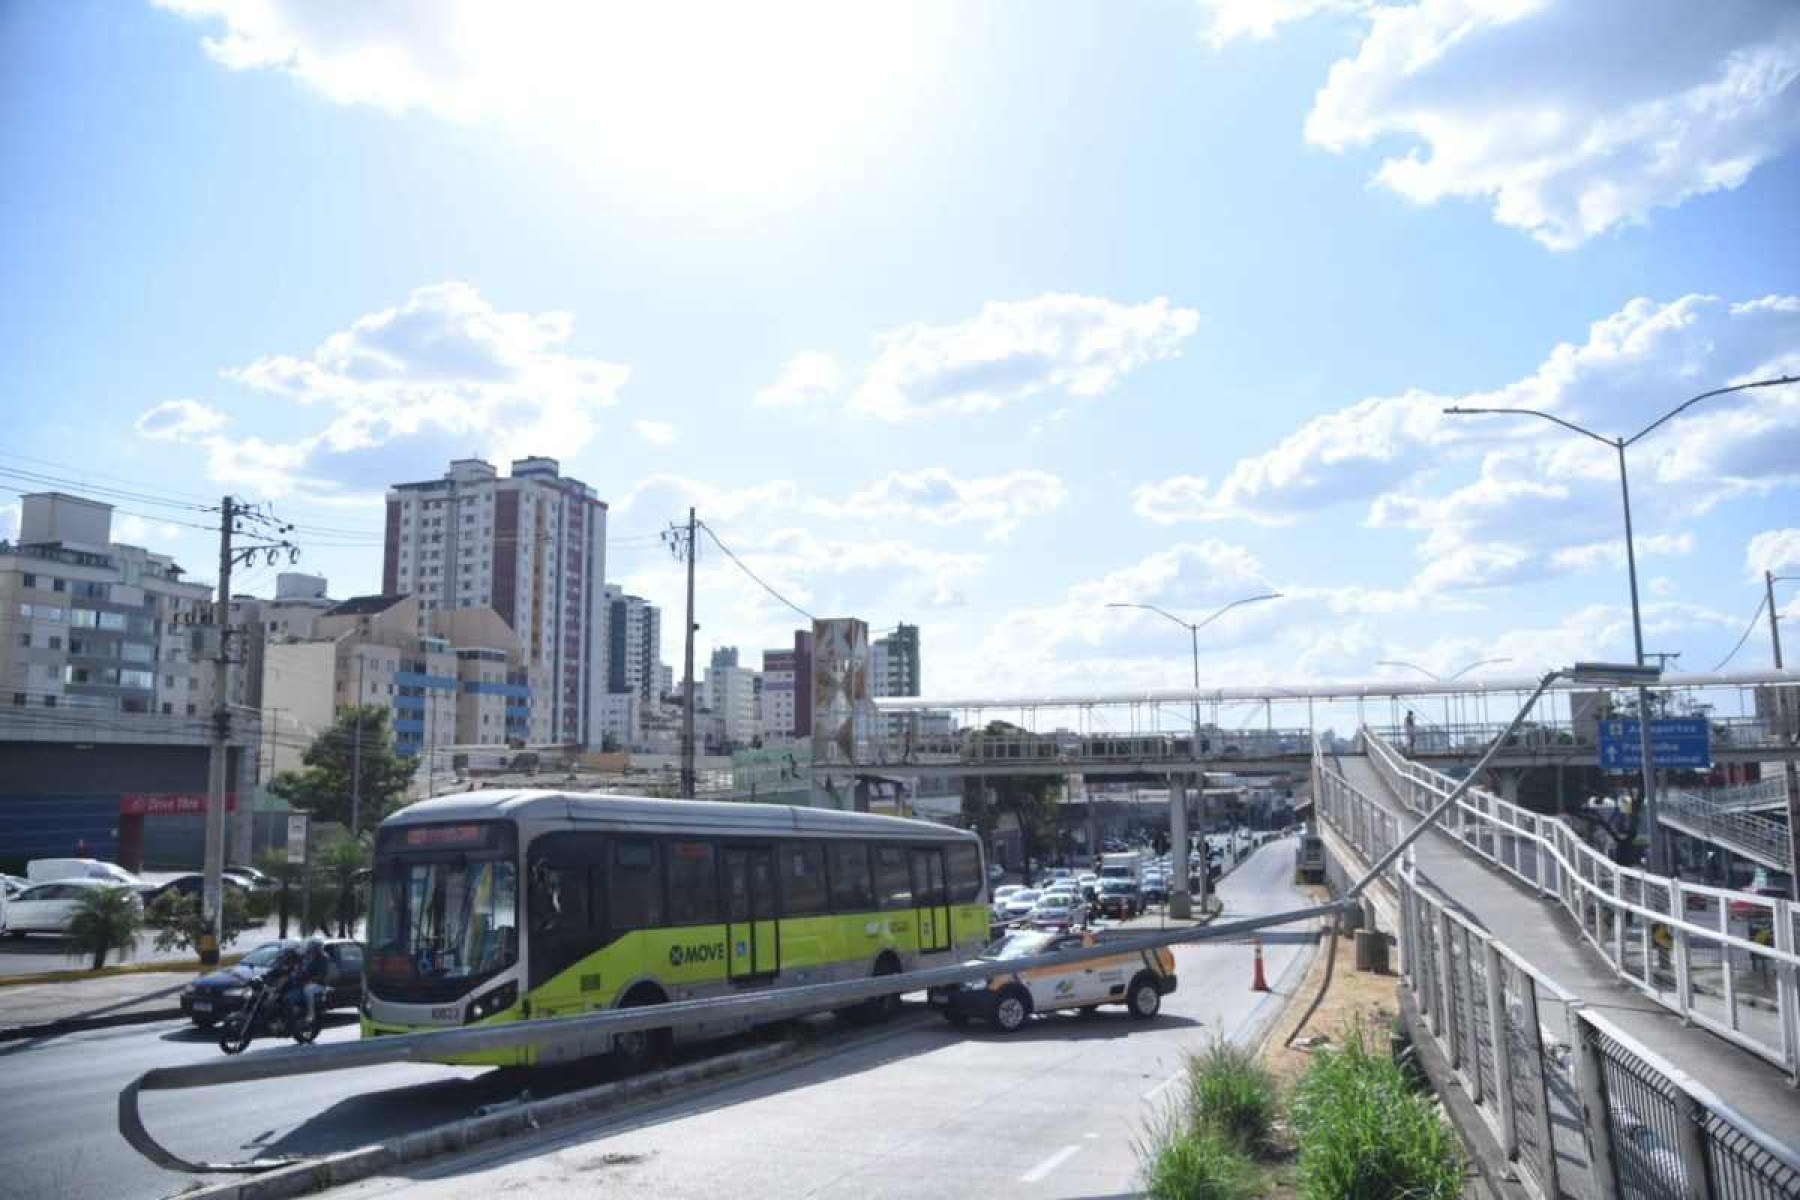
[1316,745,1800,1200]
[120,898,1349,1175]
[1368,715,1795,758]
[1359,728,1800,1081]
[1701,777,1793,814]
[1659,788,1793,873]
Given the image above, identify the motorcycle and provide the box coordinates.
[216,963,323,1054]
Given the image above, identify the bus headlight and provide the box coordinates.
[465,981,518,1023]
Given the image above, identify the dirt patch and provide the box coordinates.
[1257,895,1401,1091]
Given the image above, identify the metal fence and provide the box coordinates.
[1658,788,1792,873]
[1315,745,1800,1200]
[1359,729,1800,1081]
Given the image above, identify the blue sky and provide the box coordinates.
[3,0,1798,703]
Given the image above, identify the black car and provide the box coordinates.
[1096,880,1142,919]
[147,873,251,908]
[180,938,364,1028]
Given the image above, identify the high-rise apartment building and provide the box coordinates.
[759,629,813,741]
[384,458,607,745]
[870,623,921,699]
[603,586,662,703]
[705,657,761,750]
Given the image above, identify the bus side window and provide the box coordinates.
[608,838,664,933]
[528,833,601,983]
[781,843,828,916]
[873,845,912,911]
[827,842,873,913]
[665,840,719,925]
[946,843,983,904]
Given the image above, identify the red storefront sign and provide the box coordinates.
[119,793,239,816]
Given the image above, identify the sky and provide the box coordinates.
[2,0,1798,712]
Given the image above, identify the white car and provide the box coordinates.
[1000,889,1042,921]
[990,885,1026,918]
[2,878,141,937]
[1028,895,1082,929]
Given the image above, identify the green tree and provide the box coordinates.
[964,722,1062,885]
[65,886,145,970]
[147,889,252,955]
[268,705,416,835]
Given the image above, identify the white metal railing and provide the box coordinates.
[1659,788,1792,872]
[1359,728,1800,1081]
[1313,741,1800,1199]
[1701,777,1793,813]
[1367,714,1794,757]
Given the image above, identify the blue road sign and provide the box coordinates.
[1597,718,1712,771]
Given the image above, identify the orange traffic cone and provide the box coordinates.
[1251,937,1269,992]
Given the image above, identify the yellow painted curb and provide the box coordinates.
[0,952,245,987]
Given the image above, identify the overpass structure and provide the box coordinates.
[855,667,1800,772]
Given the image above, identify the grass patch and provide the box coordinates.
[1142,1118,1255,1200]
[1289,1024,1462,1200]
[1187,1038,1280,1154]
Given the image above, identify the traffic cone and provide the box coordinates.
[1251,937,1269,992]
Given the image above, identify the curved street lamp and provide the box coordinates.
[1445,374,1797,873]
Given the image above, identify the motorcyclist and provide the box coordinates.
[283,937,332,1030]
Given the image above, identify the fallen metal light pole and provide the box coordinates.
[120,897,1352,1174]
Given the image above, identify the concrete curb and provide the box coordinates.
[0,1005,185,1042]
[175,1039,800,1200]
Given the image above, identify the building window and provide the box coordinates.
[161,702,172,714]
[11,693,23,706]
[43,695,57,708]
[48,636,60,650]
[186,703,196,716]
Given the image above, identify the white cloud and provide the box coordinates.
[1135,294,1800,593]
[137,281,628,497]
[1196,0,1366,48]
[1218,0,1800,248]
[0,501,18,543]
[848,294,1199,421]
[1746,528,1800,578]
[753,351,842,409]
[617,475,804,524]
[153,1,935,193]
[632,419,678,446]
[135,399,230,441]
[837,469,1066,539]
[113,513,189,546]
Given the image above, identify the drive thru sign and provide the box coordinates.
[1598,718,1712,770]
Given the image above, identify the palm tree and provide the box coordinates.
[66,886,145,971]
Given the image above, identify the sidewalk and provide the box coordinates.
[0,969,191,1041]
[1338,754,1800,1150]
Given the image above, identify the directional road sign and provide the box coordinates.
[1597,718,1712,771]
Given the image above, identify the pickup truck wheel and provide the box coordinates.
[1126,972,1162,1020]
[993,986,1032,1033]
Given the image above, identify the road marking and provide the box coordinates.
[1141,1070,1184,1102]
[1019,1143,1083,1183]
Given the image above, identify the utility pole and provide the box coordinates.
[350,653,364,836]
[1767,571,1800,901]
[200,496,236,967]
[672,508,698,799]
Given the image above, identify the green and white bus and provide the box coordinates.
[362,790,990,1067]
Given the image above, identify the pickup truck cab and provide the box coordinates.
[928,928,1177,1032]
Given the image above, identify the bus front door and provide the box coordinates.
[910,847,952,954]
[724,846,778,982]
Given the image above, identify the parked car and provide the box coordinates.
[0,873,26,899]
[1095,880,1142,919]
[26,858,151,896]
[224,865,278,891]
[180,938,365,1029]
[146,873,252,910]
[928,928,1177,1031]
[2,878,143,936]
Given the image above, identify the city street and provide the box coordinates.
[325,837,1313,1200]
[0,838,1311,1200]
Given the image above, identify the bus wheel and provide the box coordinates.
[840,954,903,1024]
[613,986,671,1074]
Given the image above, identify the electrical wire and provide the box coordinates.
[695,521,815,622]
[1713,593,1769,672]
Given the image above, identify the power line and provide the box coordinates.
[696,520,814,622]
[1713,593,1769,672]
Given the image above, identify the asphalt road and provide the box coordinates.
[327,836,1315,1200]
[0,838,1311,1200]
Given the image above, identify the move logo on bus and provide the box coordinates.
[670,941,727,968]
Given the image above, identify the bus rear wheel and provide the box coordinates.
[840,954,903,1025]
[613,986,672,1074]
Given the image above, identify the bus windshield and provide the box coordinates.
[368,856,518,997]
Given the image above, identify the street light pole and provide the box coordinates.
[1445,374,1796,874]
[1766,571,1800,900]
[1106,591,1284,918]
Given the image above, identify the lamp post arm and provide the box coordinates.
[1193,591,1284,632]
[1625,375,1798,448]
[1443,405,1614,446]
